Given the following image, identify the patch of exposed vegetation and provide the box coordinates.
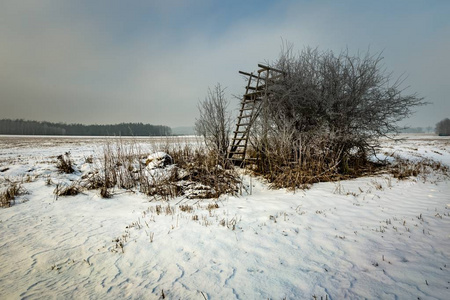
[56,152,74,174]
[74,140,240,200]
[54,182,82,198]
[0,182,26,208]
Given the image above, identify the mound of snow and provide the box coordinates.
[145,152,173,169]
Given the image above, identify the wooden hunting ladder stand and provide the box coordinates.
[228,64,284,165]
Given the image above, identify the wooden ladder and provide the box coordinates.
[228,64,283,164]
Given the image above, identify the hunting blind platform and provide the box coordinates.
[228,64,284,165]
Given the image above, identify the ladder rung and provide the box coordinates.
[244,92,263,98]
[239,71,258,78]
[236,123,250,126]
[229,149,245,153]
[245,95,262,98]
[243,98,262,103]
[247,85,266,91]
[238,115,252,119]
[240,107,254,111]
[233,130,247,133]
[232,138,247,141]
[257,64,284,73]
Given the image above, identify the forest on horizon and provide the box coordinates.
[0,119,172,136]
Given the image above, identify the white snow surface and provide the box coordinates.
[0,134,449,299]
[146,152,172,169]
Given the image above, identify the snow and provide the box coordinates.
[0,134,449,299]
[146,152,173,169]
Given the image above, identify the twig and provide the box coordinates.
[201,291,207,300]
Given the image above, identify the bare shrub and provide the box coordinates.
[246,44,425,189]
[195,83,232,161]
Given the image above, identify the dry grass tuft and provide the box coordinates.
[207,203,219,210]
[0,182,26,208]
[54,182,82,198]
[389,156,449,180]
[56,152,74,174]
[167,145,240,198]
[179,204,193,213]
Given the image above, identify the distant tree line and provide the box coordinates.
[0,119,172,136]
[398,126,433,133]
[435,118,450,136]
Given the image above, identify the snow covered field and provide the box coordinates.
[0,134,449,299]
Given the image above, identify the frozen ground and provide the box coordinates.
[0,134,449,299]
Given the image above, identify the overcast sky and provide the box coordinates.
[1,0,449,128]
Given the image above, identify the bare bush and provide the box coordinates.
[248,44,425,188]
[195,83,232,162]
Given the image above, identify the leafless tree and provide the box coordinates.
[195,83,232,160]
[435,118,450,136]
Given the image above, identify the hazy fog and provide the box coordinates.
[1,0,449,127]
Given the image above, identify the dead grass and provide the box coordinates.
[0,182,26,208]
[167,145,240,198]
[81,139,240,200]
[179,204,193,213]
[53,182,82,198]
[389,156,449,180]
[207,203,219,210]
[56,152,74,174]
[245,137,448,190]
